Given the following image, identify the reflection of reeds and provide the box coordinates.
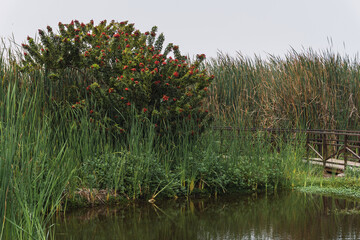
[54,192,360,240]
[207,50,360,129]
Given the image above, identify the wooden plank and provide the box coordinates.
[304,157,360,169]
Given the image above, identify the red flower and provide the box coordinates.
[121,97,124,100]
[162,95,169,101]
[135,81,139,84]
[131,68,136,72]
[154,81,161,85]
[114,33,120,38]
[131,78,134,81]
[143,108,148,113]
[86,86,90,91]
[123,65,128,70]
[126,102,131,106]
[173,98,177,101]
[173,72,179,77]
[125,88,129,91]
[154,60,160,65]
[108,88,114,93]
[162,61,167,65]
[124,38,128,41]
[90,110,94,114]
[71,105,76,109]
[197,54,206,60]
[139,63,144,67]
[126,44,130,48]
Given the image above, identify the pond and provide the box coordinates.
[53,191,360,239]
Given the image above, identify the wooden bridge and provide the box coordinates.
[213,127,360,172]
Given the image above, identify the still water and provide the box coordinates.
[53,191,360,240]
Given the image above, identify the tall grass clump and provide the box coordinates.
[207,50,360,129]
[0,47,77,239]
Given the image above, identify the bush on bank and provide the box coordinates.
[21,20,214,136]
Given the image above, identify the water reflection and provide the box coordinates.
[54,191,360,240]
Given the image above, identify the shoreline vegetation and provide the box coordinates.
[2,35,360,238]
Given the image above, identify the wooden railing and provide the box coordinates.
[212,127,360,171]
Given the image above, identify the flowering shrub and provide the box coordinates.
[21,20,214,135]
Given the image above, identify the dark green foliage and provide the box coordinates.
[21,20,214,136]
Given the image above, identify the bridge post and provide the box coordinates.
[306,132,310,162]
[322,133,327,168]
[344,134,348,170]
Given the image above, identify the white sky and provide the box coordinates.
[1,0,360,59]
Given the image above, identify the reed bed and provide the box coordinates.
[0,45,335,239]
[207,50,360,129]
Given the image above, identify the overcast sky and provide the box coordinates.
[1,0,360,59]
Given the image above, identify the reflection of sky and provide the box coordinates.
[1,0,360,59]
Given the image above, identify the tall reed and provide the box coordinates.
[0,49,76,239]
[207,50,360,129]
